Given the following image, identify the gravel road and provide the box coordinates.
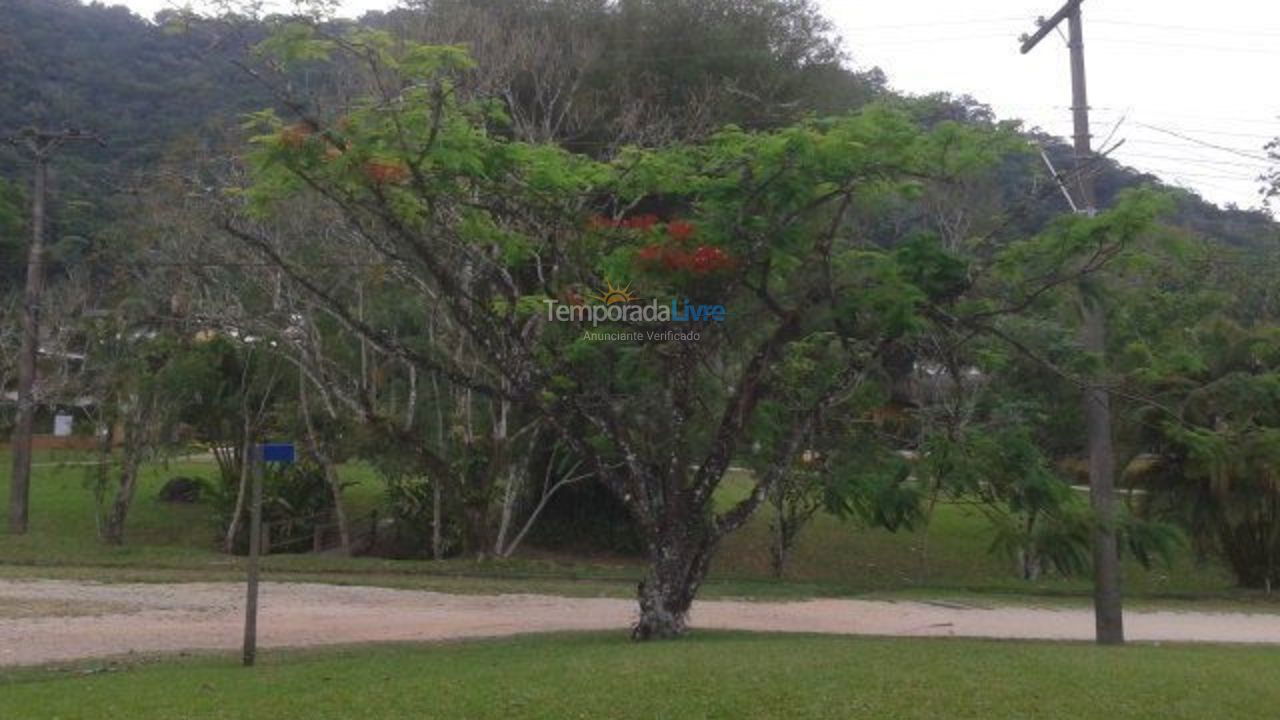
[1,579,1278,667]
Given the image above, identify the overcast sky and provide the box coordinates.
[112,0,1280,214]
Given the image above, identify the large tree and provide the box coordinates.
[218,22,1169,637]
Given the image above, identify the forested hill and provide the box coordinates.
[0,0,271,284]
[0,0,1275,284]
[0,1,268,167]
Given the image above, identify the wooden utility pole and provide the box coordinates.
[1021,0,1124,646]
[243,446,264,666]
[242,442,292,666]
[6,128,101,535]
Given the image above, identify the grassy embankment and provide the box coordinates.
[0,448,1264,610]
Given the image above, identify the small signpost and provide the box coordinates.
[243,442,294,667]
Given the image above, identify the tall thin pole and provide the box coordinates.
[8,154,46,535]
[243,446,264,666]
[1021,0,1124,645]
[1069,4,1124,648]
[7,128,100,535]
[1067,8,1096,213]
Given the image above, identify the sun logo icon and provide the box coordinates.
[589,280,638,305]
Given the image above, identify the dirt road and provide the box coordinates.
[1,579,1277,667]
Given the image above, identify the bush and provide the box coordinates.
[524,480,641,556]
[208,460,339,554]
[372,475,464,559]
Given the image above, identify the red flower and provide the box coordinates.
[662,247,694,271]
[634,238,734,275]
[637,245,663,264]
[622,214,659,231]
[279,123,314,149]
[691,245,732,273]
[363,160,411,185]
[667,220,696,243]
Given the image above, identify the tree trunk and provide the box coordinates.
[299,380,351,554]
[101,411,144,546]
[223,417,253,554]
[769,493,788,579]
[101,456,141,545]
[1018,549,1042,581]
[319,456,351,553]
[431,480,443,560]
[769,543,789,580]
[632,534,715,640]
[90,421,115,538]
[8,156,46,535]
[769,534,790,580]
[1083,301,1124,644]
[462,496,490,558]
[498,464,588,559]
[493,466,519,557]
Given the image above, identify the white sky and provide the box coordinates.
[111,0,1280,214]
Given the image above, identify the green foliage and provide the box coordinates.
[0,177,23,273]
[893,233,970,302]
[924,426,1091,578]
[253,21,336,65]
[234,26,1134,609]
[524,480,642,556]
[374,474,461,559]
[165,337,293,491]
[835,454,926,532]
[1137,350,1280,588]
[1119,241,1280,589]
[988,188,1175,318]
[208,460,342,554]
[10,0,1272,605]
[0,0,278,286]
[0,176,20,222]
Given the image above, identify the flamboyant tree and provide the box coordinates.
[226,23,1164,638]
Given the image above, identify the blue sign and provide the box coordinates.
[260,443,296,464]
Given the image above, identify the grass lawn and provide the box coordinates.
[0,448,392,567]
[2,632,1277,719]
[0,448,1272,611]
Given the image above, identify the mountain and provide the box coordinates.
[0,0,1274,290]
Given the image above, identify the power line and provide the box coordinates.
[1088,36,1280,56]
[848,16,1028,31]
[1133,122,1273,162]
[1123,166,1263,182]
[1156,176,1260,198]
[1117,153,1270,171]
[853,33,1017,46]
[1091,18,1280,39]
[1124,138,1271,154]
[1096,119,1278,138]
[1004,104,1280,129]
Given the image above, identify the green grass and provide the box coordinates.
[2,632,1277,719]
[1,449,1273,611]
[716,483,1239,601]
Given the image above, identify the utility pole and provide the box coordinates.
[243,442,291,667]
[1021,0,1124,645]
[243,446,264,667]
[6,128,102,535]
